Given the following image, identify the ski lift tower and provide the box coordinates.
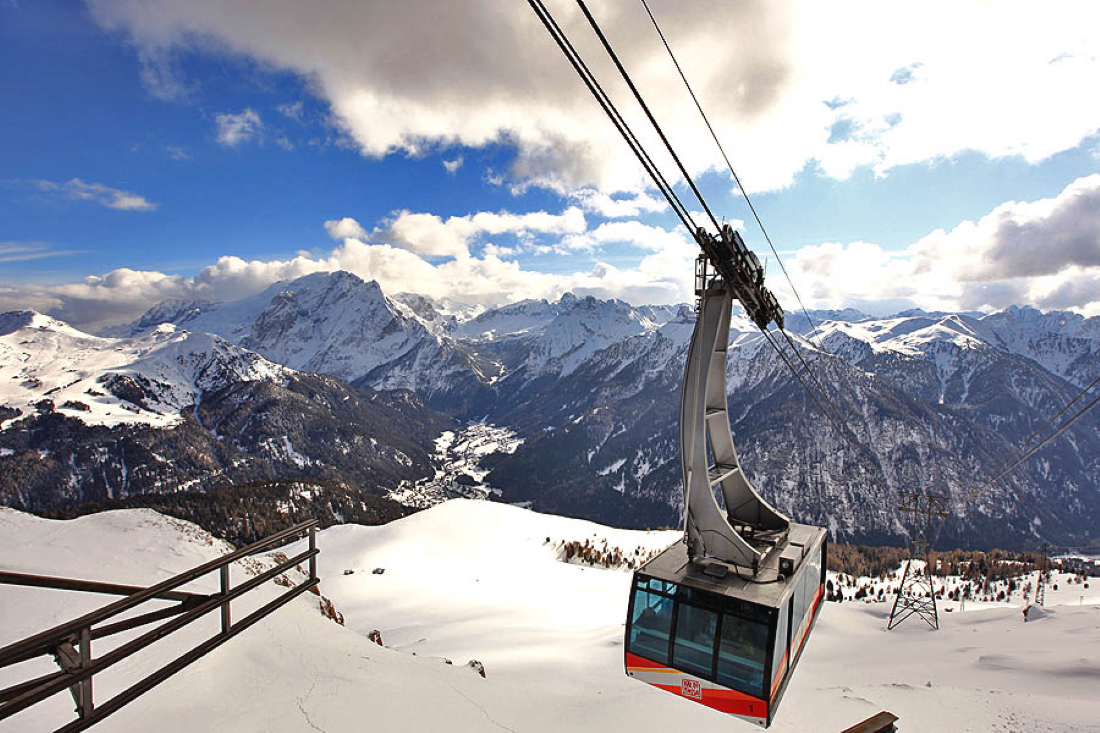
[887,491,949,630]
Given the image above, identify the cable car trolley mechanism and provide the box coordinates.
[623,229,827,728]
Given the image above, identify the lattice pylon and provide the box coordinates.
[888,492,950,631]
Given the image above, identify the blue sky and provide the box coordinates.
[2,0,1099,329]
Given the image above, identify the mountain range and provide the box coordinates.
[4,270,1099,550]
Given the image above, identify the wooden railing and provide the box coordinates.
[0,519,319,732]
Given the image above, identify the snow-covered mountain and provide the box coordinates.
[487,309,1100,549]
[1,310,288,429]
[118,273,688,418]
[12,273,1100,549]
[0,310,446,511]
[120,272,498,415]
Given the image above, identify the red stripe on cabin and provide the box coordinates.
[624,652,674,671]
[650,682,768,719]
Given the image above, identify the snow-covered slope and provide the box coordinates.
[0,311,287,429]
[2,502,1098,732]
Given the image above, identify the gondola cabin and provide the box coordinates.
[625,524,826,728]
[621,245,827,726]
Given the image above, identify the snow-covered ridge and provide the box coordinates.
[0,310,289,429]
[119,272,1100,392]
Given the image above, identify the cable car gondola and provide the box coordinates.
[624,238,827,728]
[519,3,829,723]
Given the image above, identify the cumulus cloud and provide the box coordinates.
[787,175,1100,315]
[324,217,368,241]
[571,188,668,218]
[373,206,587,258]
[562,220,695,253]
[85,0,1100,195]
[32,178,158,211]
[215,108,263,147]
[0,208,688,331]
[5,178,1099,332]
[442,156,463,174]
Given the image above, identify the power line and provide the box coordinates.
[638,0,824,348]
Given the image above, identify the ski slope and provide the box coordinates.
[2,502,1099,732]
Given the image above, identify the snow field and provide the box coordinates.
[2,501,1099,732]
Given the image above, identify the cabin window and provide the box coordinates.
[646,578,677,595]
[716,614,768,698]
[628,588,674,665]
[672,604,718,678]
[769,601,789,699]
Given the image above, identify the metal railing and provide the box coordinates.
[0,519,319,732]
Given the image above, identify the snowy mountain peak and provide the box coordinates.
[0,310,99,339]
[0,312,289,429]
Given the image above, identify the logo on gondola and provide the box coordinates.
[681,679,703,700]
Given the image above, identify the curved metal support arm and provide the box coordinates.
[680,276,789,570]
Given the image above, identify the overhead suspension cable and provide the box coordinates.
[575,0,721,234]
[529,0,871,460]
[638,0,824,347]
[624,0,864,450]
[977,376,1100,491]
[630,0,861,445]
[526,0,696,234]
[773,328,865,450]
[764,329,869,462]
[984,372,1100,488]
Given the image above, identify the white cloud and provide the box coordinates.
[443,156,463,174]
[166,144,191,161]
[0,242,80,263]
[787,175,1100,316]
[135,48,193,100]
[87,0,1100,195]
[277,100,304,121]
[0,211,684,331]
[560,220,695,254]
[33,178,158,211]
[374,206,587,258]
[5,179,1099,333]
[215,108,263,147]
[571,189,668,218]
[324,217,368,241]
